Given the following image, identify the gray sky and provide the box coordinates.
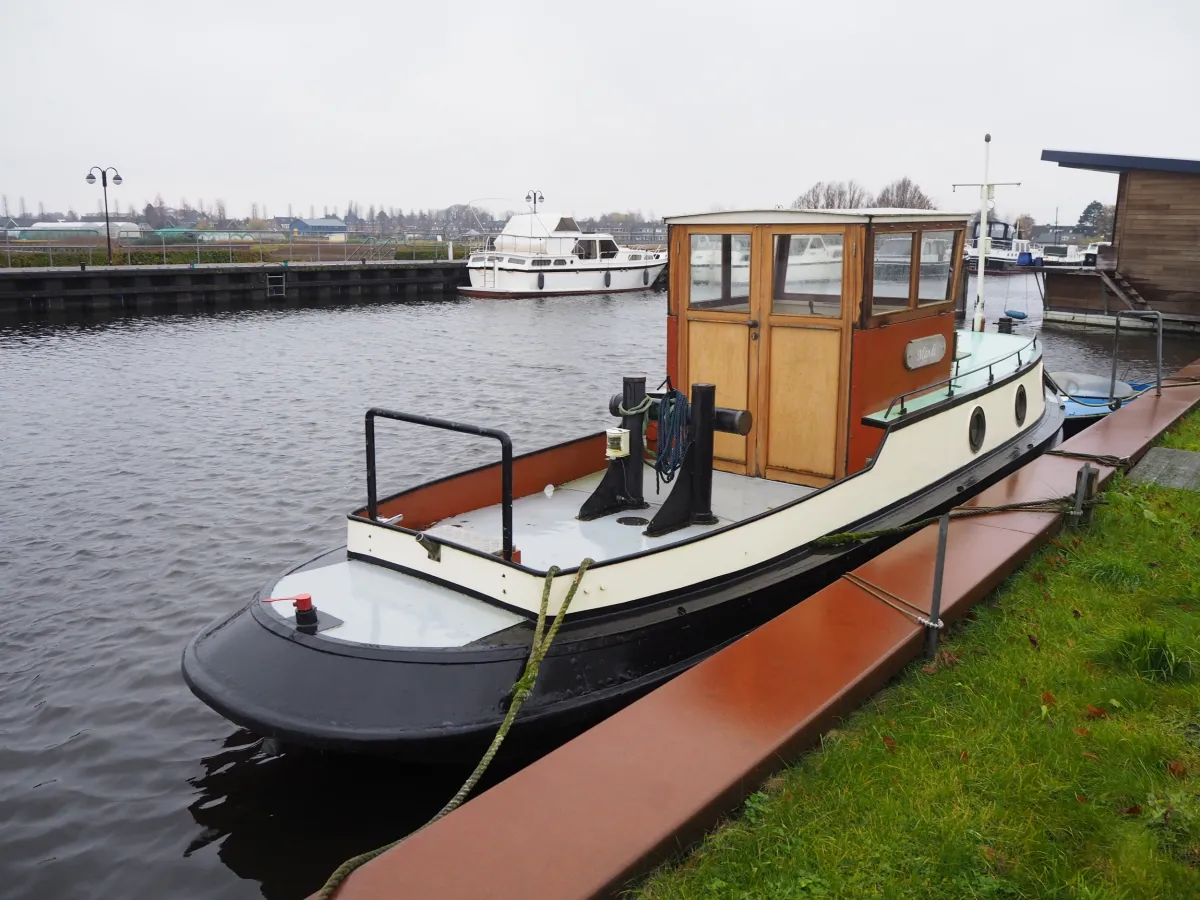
[4,0,1198,225]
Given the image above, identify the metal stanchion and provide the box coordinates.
[925,512,950,660]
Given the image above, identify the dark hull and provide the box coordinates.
[182,397,1064,762]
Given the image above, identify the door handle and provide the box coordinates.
[745,319,759,327]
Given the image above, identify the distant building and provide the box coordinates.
[290,217,347,236]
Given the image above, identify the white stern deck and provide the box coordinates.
[423,470,816,570]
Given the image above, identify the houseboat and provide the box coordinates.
[461,212,667,297]
[182,208,1063,760]
[965,219,1044,273]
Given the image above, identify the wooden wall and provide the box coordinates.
[1115,170,1200,313]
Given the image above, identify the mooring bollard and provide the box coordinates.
[1069,463,1099,528]
[925,511,950,660]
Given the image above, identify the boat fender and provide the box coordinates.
[537,272,545,290]
[1004,309,1028,320]
[643,268,649,285]
[604,271,611,288]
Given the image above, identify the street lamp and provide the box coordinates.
[86,166,123,265]
[525,190,544,213]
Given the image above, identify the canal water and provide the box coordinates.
[1,276,1194,900]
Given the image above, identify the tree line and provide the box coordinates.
[789,176,936,210]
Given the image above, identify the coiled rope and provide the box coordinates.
[651,388,690,493]
[812,496,1104,548]
[316,557,594,899]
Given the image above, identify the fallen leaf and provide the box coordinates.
[1073,609,1082,619]
[1028,634,1040,650]
[1182,605,1195,612]
[882,736,896,754]
[960,749,969,762]
[1067,638,1077,648]
[1043,691,1057,707]
[921,662,938,675]
[1169,761,1188,778]
[1119,805,1142,816]
[1109,698,1123,709]
[1077,794,1088,803]
[1032,572,1046,584]
[1075,727,1091,736]
[1083,751,1101,762]
[888,720,896,728]
[1086,705,1108,720]
[1020,677,1028,687]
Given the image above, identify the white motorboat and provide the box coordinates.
[461,212,667,298]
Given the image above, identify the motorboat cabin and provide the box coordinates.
[965,218,1044,272]
[461,212,667,297]
[183,208,1063,760]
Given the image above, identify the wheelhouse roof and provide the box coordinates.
[664,208,972,226]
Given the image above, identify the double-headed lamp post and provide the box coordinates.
[85,166,123,264]
[525,190,544,213]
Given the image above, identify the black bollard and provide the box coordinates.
[689,383,718,526]
[620,376,646,506]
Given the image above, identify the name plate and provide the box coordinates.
[904,334,947,370]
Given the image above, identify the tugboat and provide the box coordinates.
[460,211,666,298]
[183,208,1063,761]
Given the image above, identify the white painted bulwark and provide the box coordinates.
[341,332,1046,631]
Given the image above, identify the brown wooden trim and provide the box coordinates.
[762,466,833,489]
[862,302,953,329]
[368,432,608,530]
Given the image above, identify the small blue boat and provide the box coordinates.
[1050,371,1152,437]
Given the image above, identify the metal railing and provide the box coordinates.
[365,408,514,562]
[883,334,1039,419]
[1110,310,1163,403]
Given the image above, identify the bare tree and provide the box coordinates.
[875,177,936,209]
[1014,213,1036,239]
[19,196,27,217]
[216,200,227,224]
[251,202,259,220]
[790,180,874,209]
[38,201,45,218]
[1,195,7,217]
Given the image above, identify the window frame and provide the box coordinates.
[860,221,964,328]
[768,229,848,320]
[685,230,755,314]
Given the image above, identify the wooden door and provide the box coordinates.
[678,228,760,473]
[753,226,858,486]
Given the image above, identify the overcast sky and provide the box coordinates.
[3,1,1198,225]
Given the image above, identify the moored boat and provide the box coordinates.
[461,212,666,298]
[183,208,1063,761]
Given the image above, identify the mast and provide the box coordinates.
[952,134,1020,333]
[973,135,991,332]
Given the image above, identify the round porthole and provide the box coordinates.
[1015,384,1027,426]
[968,407,986,453]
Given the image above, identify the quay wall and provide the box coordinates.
[0,260,469,314]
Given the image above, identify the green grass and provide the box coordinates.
[636,417,1200,900]
[1161,415,1200,453]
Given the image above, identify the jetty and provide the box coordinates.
[0,259,468,314]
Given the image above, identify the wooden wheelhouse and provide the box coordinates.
[664,209,968,488]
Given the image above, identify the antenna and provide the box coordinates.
[952,134,1021,332]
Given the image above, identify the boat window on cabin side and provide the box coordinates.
[917,230,957,305]
[771,233,843,317]
[871,232,913,314]
[574,240,597,260]
[599,239,619,259]
[688,233,751,312]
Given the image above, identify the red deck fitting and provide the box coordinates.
[326,373,1200,900]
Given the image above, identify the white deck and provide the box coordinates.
[422,470,815,571]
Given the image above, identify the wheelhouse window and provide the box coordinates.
[688,233,751,312]
[508,257,525,265]
[574,240,597,260]
[771,233,843,317]
[917,230,956,305]
[530,258,552,267]
[599,239,619,259]
[871,232,913,314]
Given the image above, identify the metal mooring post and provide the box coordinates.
[1069,463,1099,528]
[925,512,950,660]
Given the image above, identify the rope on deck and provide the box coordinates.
[315,557,595,900]
[812,496,1103,548]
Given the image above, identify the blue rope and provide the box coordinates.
[653,388,690,493]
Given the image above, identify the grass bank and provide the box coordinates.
[638,414,1200,900]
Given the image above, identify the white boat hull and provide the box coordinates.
[462,258,666,297]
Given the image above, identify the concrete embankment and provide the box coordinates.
[0,260,468,314]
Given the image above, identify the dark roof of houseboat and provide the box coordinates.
[1041,149,1200,175]
[663,209,971,225]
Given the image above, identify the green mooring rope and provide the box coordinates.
[315,557,595,899]
[813,496,1103,548]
